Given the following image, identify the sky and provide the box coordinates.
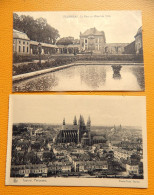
[10,95,146,127]
[15,11,142,43]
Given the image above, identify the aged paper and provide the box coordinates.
[6,95,148,188]
[13,11,145,92]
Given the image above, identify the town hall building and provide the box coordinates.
[80,27,129,54]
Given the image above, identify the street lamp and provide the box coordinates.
[38,43,42,65]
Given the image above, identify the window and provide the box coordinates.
[85,39,87,44]
[27,42,29,45]
[23,41,25,45]
[19,46,21,52]
[19,40,21,44]
[23,46,25,52]
[27,47,29,53]
[13,40,15,44]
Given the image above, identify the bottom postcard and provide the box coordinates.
[6,95,148,188]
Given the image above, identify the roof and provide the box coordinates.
[75,160,108,166]
[62,125,79,131]
[93,136,106,140]
[30,40,58,48]
[67,44,80,48]
[81,28,105,37]
[114,148,133,155]
[135,26,142,37]
[13,29,30,40]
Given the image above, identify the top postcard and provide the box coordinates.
[12,11,145,92]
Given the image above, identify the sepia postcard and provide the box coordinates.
[6,95,148,188]
[12,11,145,92]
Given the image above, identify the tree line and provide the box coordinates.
[13,13,60,44]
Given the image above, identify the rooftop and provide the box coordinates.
[30,40,58,48]
[135,26,142,37]
[13,29,30,40]
[93,136,106,140]
[80,27,105,37]
[62,125,79,131]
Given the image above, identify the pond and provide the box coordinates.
[13,65,145,92]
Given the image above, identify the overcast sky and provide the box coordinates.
[10,95,146,127]
[15,11,142,43]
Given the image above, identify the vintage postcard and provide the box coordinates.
[6,95,148,188]
[12,11,145,92]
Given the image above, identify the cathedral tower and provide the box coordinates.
[78,115,86,142]
[63,118,65,125]
[73,116,77,125]
[87,116,91,132]
[87,116,91,144]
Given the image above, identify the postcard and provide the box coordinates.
[6,95,148,188]
[12,11,145,91]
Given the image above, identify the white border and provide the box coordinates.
[5,95,148,188]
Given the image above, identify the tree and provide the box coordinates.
[13,13,60,44]
[56,37,74,45]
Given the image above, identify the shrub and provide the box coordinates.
[13,53,33,63]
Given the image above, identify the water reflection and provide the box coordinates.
[113,72,121,80]
[112,65,122,80]
[79,65,106,89]
[13,65,145,91]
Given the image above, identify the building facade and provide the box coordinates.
[124,26,143,54]
[56,115,107,146]
[13,29,58,55]
[56,115,91,145]
[14,27,142,56]
[80,27,106,54]
[105,43,129,54]
[134,26,143,54]
[80,27,130,54]
[13,29,30,55]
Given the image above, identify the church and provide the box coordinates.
[56,115,107,146]
[56,115,91,145]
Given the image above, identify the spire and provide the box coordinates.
[87,116,91,131]
[87,116,91,125]
[63,118,65,125]
[78,115,82,126]
[73,116,77,125]
[82,115,85,126]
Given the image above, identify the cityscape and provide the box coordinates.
[11,117,143,179]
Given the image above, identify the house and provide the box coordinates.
[126,163,139,175]
[13,29,58,55]
[13,29,30,54]
[80,27,106,54]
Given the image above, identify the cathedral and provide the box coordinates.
[56,115,91,145]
